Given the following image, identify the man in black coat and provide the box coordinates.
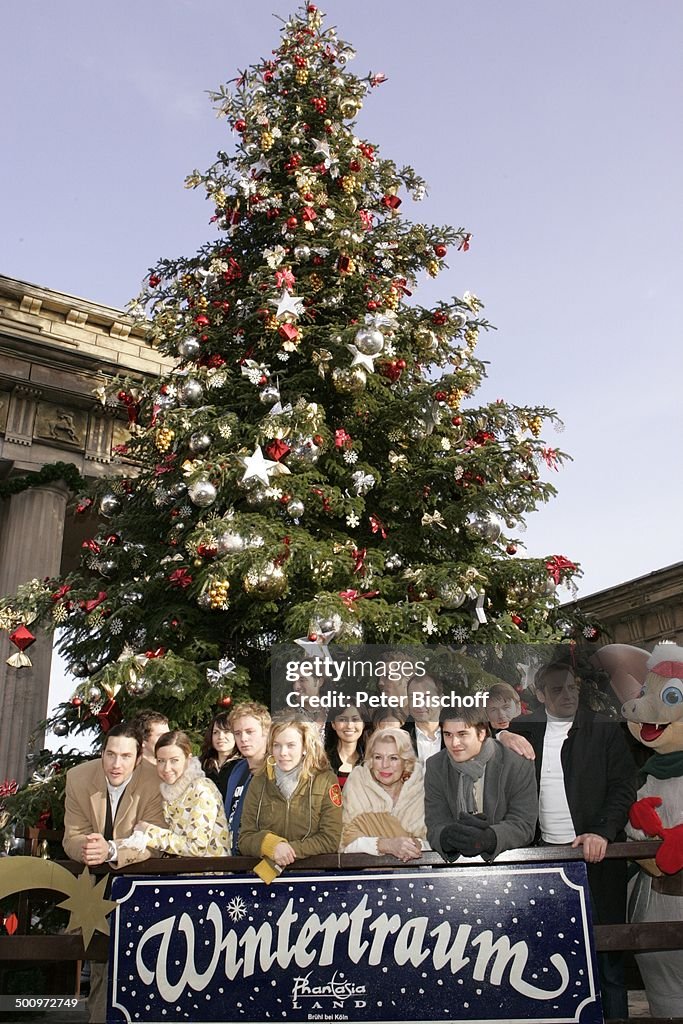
[502,659,638,1020]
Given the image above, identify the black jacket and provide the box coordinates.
[509,706,638,923]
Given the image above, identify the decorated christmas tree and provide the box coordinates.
[1,4,586,794]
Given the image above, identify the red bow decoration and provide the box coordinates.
[369,514,387,539]
[335,429,352,448]
[144,648,166,660]
[458,233,472,252]
[541,447,559,471]
[274,536,291,568]
[352,547,367,576]
[358,209,373,231]
[153,455,177,477]
[301,207,317,223]
[51,585,71,603]
[339,589,380,608]
[169,568,193,590]
[311,487,332,513]
[545,555,578,584]
[80,591,108,614]
[7,625,36,669]
[265,439,291,462]
[275,268,296,289]
[97,698,122,734]
[82,539,101,554]
[76,498,93,515]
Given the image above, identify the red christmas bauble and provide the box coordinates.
[218,696,232,708]
[433,244,447,258]
[149,274,161,287]
[234,119,246,133]
[71,697,83,707]
[506,543,518,555]
[287,216,298,229]
[452,416,463,426]
[435,391,447,402]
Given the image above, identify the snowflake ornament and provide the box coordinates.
[343,450,359,464]
[346,512,360,528]
[452,626,470,643]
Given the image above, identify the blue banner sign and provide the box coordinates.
[109,864,602,1023]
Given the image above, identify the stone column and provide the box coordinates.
[0,482,69,783]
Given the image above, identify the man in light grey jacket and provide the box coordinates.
[425,706,537,860]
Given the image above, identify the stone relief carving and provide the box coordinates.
[34,402,87,448]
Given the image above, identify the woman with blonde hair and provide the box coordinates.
[132,730,231,857]
[238,713,342,882]
[341,727,427,862]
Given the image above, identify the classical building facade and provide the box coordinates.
[573,562,683,650]
[0,274,170,782]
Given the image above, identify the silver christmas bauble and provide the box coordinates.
[294,245,311,260]
[354,327,384,356]
[52,721,69,737]
[169,481,187,499]
[189,432,212,453]
[98,559,117,578]
[68,662,89,678]
[451,311,468,331]
[332,366,367,393]
[87,684,103,704]
[86,658,103,674]
[122,590,143,604]
[384,553,403,571]
[188,478,217,507]
[438,582,466,609]
[126,674,155,698]
[287,498,305,518]
[99,494,121,518]
[155,391,176,410]
[179,378,203,405]
[216,531,245,554]
[178,337,201,360]
[259,385,281,405]
[319,613,343,635]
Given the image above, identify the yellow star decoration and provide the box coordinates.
[0,858,117,949]
[59,868,118,948]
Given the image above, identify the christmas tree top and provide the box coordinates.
[1,3,584,741]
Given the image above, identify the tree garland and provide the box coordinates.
[0,462,85,501]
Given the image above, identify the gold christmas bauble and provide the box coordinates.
[243,562,287,599]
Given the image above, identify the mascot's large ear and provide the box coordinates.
[591,644,649,703]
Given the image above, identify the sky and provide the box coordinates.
[2,1,682,721]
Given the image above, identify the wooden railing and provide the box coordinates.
[1,839,681,1023]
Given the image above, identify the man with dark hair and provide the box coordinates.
[63,723,165,1022]
[63,723,164,867]
[130,708,170,763]
[404,673,443,766]
[502,658,638,1019]
[425,706,537,861]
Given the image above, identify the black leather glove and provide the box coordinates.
[440,820,496,858]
